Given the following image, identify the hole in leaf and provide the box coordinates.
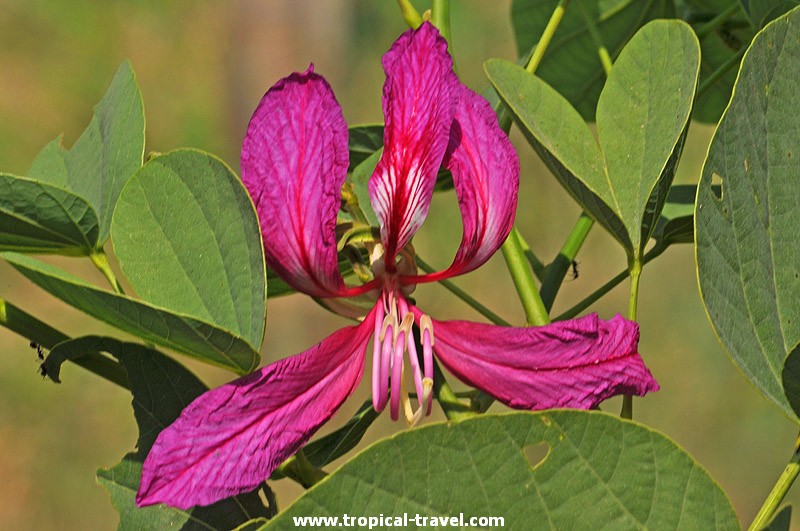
[523,442,550,471]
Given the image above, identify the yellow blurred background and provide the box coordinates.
[0,1,797,529]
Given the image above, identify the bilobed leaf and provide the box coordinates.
[2,252,259,374]
[0,173,99,253]
[27,61,144,243]
[696,6,800,421]
[112,149,266,350]
[510,0,675,120]
[596,20,700,256]
[265,412,738,530]
[486,59,632,247]
[47,337,274,528]
[488,58,625,245]
[488,20,700,258]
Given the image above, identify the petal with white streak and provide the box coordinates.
[368,22,459,265]
[413,84,519,283]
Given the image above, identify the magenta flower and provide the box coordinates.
[136,23,658,509]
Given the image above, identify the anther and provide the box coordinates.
[404,377,434,427]
[398,312,414,339]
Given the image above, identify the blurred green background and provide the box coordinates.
[0,1,797,529]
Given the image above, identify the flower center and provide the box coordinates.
[369,245,433,425]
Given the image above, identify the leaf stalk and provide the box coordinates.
[748,434,800,531]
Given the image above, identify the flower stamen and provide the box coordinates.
[420,313,435,414]
[403,377,434,427]
[371,301,386,412]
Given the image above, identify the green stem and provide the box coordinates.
[577,2,613,76]
[695,2,742,39]
[627,258,642,322]
[0,297,130,390]
[416,257,510,326]
[431,0,451,45]
[277,449,327,489]
[748,435,800,531]
[515,231,546,280]
[496,0,569,326]
[526,0,570,74]
[697,46,746,100]
[501,228,549,326]
[396,0,423,28]
[516,12,595,311]
[432,360,475,421]
[539,213,594,312]
[90,250,124,294]
[621,255,643,420]
[554,244,666,321]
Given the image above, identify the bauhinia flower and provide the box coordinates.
[136,22,659,509]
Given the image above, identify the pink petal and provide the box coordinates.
[136,308,376,509]
[368,22,459,265]
[421,311,659,410]
[412,84,519,283]
[242,65,348,297]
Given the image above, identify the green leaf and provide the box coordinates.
[112,149,266,350]
[692,1,754,123]
[0,173,99,254]
[741,0,800,26]
[267,268,294,298]
[44,336,274,528]
[28,136,69,188]
[696,7,800,421]
[27,61,145,243]
[596,20,699,256]
[510,0,675,121]
[302,399,379,469]
[652,184,721,246]
[488,20,700,259]
[348,149,381,226]
[486,60,618,238]
[2,252,259,374]
[265,412,738,530]
[783,345,800,421]
[761,505,792,531]
[96,458,273,530]
[348,124,383,171]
